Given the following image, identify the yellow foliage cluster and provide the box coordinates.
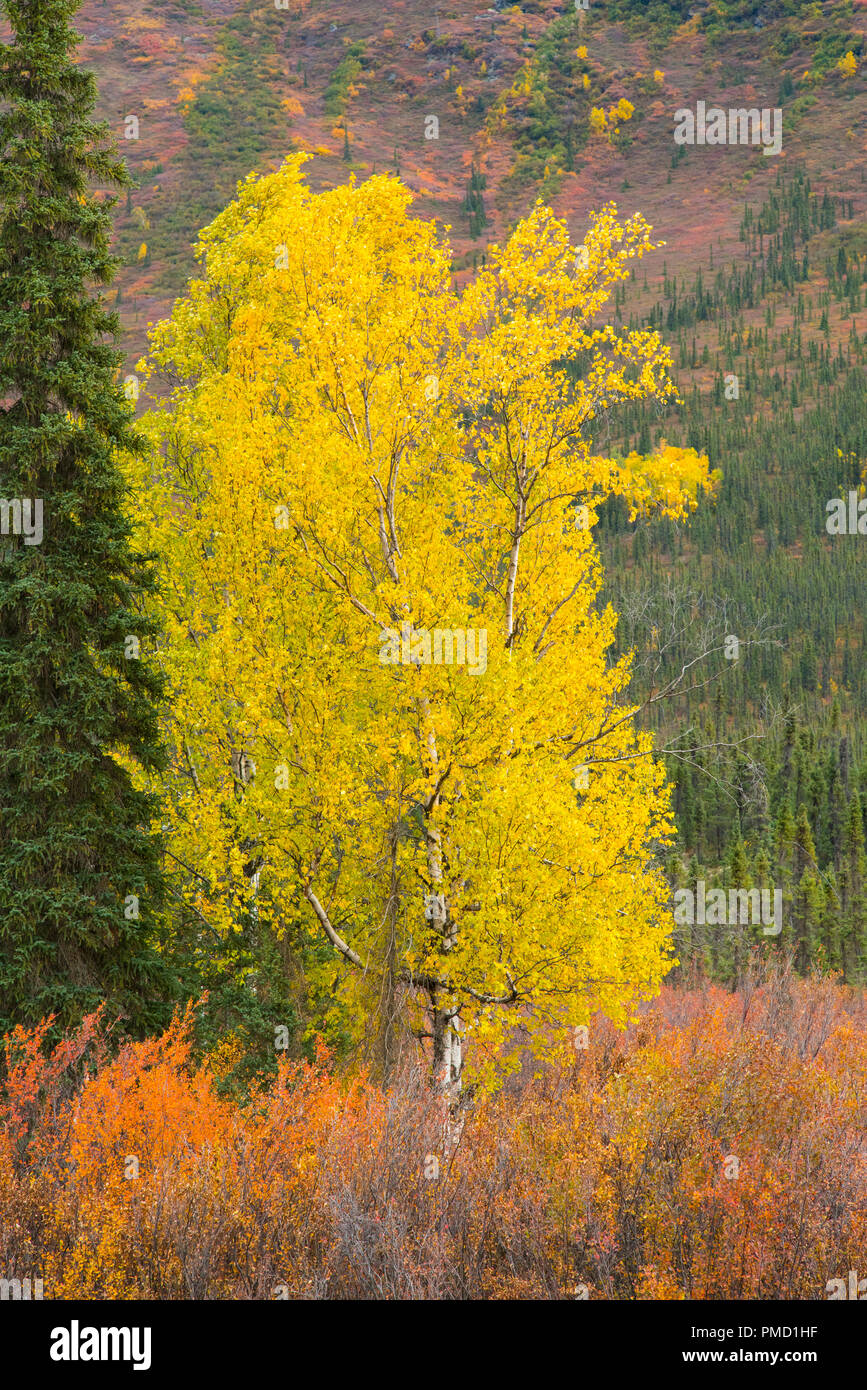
[127,159,715,1088]
[590,97,635,141]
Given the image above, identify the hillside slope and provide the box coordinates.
[28,0,864,371]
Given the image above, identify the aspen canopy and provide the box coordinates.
[130,154,716,1091]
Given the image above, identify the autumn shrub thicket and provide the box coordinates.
[1,967,864,1300]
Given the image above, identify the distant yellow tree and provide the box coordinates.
[130,157,715,1093]
[838,50,857,78]
[590,99,633,141]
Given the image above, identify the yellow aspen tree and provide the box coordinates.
[129,155,716,1093]
[589,106,607,137]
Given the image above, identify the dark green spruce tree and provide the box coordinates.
[0,0,176,1037]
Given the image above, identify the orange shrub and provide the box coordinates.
[1,966,864,1299]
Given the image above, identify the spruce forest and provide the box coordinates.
[1,0,866,1338]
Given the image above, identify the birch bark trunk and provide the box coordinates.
[418,696,463,1107]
